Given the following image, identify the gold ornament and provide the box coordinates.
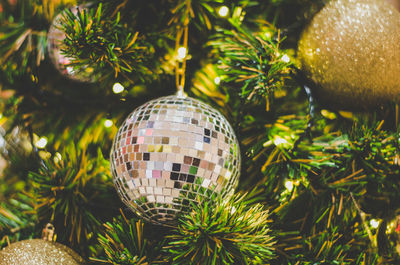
[0,224,85,265]
[0,239,85,265]
[298,0,400,109]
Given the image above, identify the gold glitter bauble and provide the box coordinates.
[110,95,241,225]
[298,0,400,109]
[0,239,85,265]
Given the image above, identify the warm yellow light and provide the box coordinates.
[218,6,229,17]
[39,151,51,160]
[321,109,337,120]
[54,152,62,163]
[370,219,379,229]
[262,140,272,147]
[177,47,187,60]
[214,77,221,85]
[273,136,288,146]
[35,137,48,149]
[0,114,2,119]
[284,180,294,191]
[104,119,113,128]
[281,54,290,63]
[113,82,124,94]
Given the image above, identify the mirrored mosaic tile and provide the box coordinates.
[110,95,241,225]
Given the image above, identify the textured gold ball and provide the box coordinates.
[0,239,85,265]
[110,95,241,225]
[298,0,400,109]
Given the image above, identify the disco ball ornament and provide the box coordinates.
[298,0,400,109]
[47,6,96,82]
[110,94,241,225]
[0,239,85,265]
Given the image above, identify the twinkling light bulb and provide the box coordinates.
[35,137,48,149]
[218,6,229,17]
[54,152,62,163]
[177,47,187,60]
[104,119,113,128]
[284,180,294,191]
[214,76,221,85]
[273,136,288,146]
[281,54,290,63]
[370,219,379,229]
[264,31,272,39]
[66,66,74,74]
[113,83,124,94]
[0,135,5,149]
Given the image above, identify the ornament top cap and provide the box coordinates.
[176,86,187,98]
[42,223,55,242]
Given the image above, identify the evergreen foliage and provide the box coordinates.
[211,21,292,110]
[1,0,400,264]
[96,211,157,265]
[60,4,156,81]
[0,193,36,249]
[28,146,122,254]
[165,193,275,265]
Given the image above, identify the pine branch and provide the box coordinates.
[0,0,66,77]
[211,21,292,110]
[59,3,156,82]
[169,0,224,30]
[28,145,122,255]
[262,118,400,263]
[95,210,164,265]
[165,192,275,265]
[0,194,37,249]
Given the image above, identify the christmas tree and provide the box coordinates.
[1,0,400,264]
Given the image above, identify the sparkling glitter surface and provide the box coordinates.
[48,6,96,82]
[110,95,241,225]
[298,0,400,108]
[0,239,85,265]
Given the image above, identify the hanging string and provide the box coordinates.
[175,10,189,97]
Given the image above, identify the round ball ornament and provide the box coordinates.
[47,6,96,82]
[0,239,85,265]
[110,94,241,225]
[298,0,400,109]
